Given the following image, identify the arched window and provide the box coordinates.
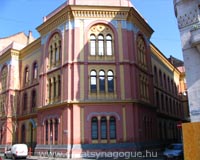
[98,35,104,56]
[31,90,36,110]
[1,66,8,91]
[91,117,98,140]
[154,66,158,84]
[101,117,107,139]
[99,70,105,92]
[109,116,116,139]
[106,35,112,56]
[58,75,61,97]
[48,33,61,69]
[50,45,53,67]
[137,35,146,67]
[45,120,48,144]
[90,35,96,56]
[107,70,114,92]
[49,79,52,101]
[21,124,26,143]
[33,62,38,80]
[23,93,28,111]
[90,70,97,92]
[53,77,56,97]
[163,74,167,89]
[24,67,29,84]
[55,119,58,142]
[159,70,163,87]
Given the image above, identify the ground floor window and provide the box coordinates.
[91,116,116,141]
[44,118,59,144]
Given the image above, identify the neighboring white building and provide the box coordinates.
[174,0,200,122]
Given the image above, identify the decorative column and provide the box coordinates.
[48,120,51,145]
[97,116,101,142]
[52,119,55,145]
[106,116,110,142]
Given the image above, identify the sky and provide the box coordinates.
[0,0,183,60]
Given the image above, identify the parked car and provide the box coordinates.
[4,144,28,159]
[163,143,183,159]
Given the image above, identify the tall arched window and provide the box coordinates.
[107,70,114,92]
[33,62,38,80]
[48,33,61,69]
[1,66,8,91]
[49,79,52,101]
[159,70,163,87]
[55,119,58,142]
[109,116,116,139]
[58,75,61,97]
[89,24,114,57]
[21,124,26,143]
[98,35,104,56]
[106,35,112,56]
[91,117,98,140]
[45,120,48,144]
[137,35,146,67]
[101,117,107,139]
[90,70,97,92]
[23,93,28,111]
[24,67,29,84]
[53,77,56,97]
[90,35,96,56]
[31,90,36,110]
[99,70,105,92]
[154,66,158,84]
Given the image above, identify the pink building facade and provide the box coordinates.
[0,0,188,157]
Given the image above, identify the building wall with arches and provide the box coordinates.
[0,1,189,156]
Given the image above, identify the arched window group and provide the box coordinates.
[1,66,8,91]
[22,89,37,114]
[48,75,61,104]
[24,61,38,86]
[89,24,114,57]
[44,118,59,145]
[90,34,113,56]
[143,116,153,140]
[153,65,178,95]
[48,33,61,69]
[90,70,114,93]
[137,35,147,69]
[91,116,116,141]
[139,73,149,101]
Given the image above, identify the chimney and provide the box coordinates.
[27,30,34,44]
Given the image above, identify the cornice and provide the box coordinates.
[71,5,130,20]
[0,49,20,65]
[150,43,180,75]
[20,38,41,59]
[127,7,154,39]
[37,5,73,36]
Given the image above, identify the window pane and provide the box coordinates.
[98,35,104,56]
[107,71,114,92]
[110,117,116,139]
[55,119,58,141]
[101,117,107,139]
[33,63,38,79]
[99,71,105,92]
[90,35,96,56]
[91,117,98,139]
[90,71,97,92]
[106,35,112,56]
